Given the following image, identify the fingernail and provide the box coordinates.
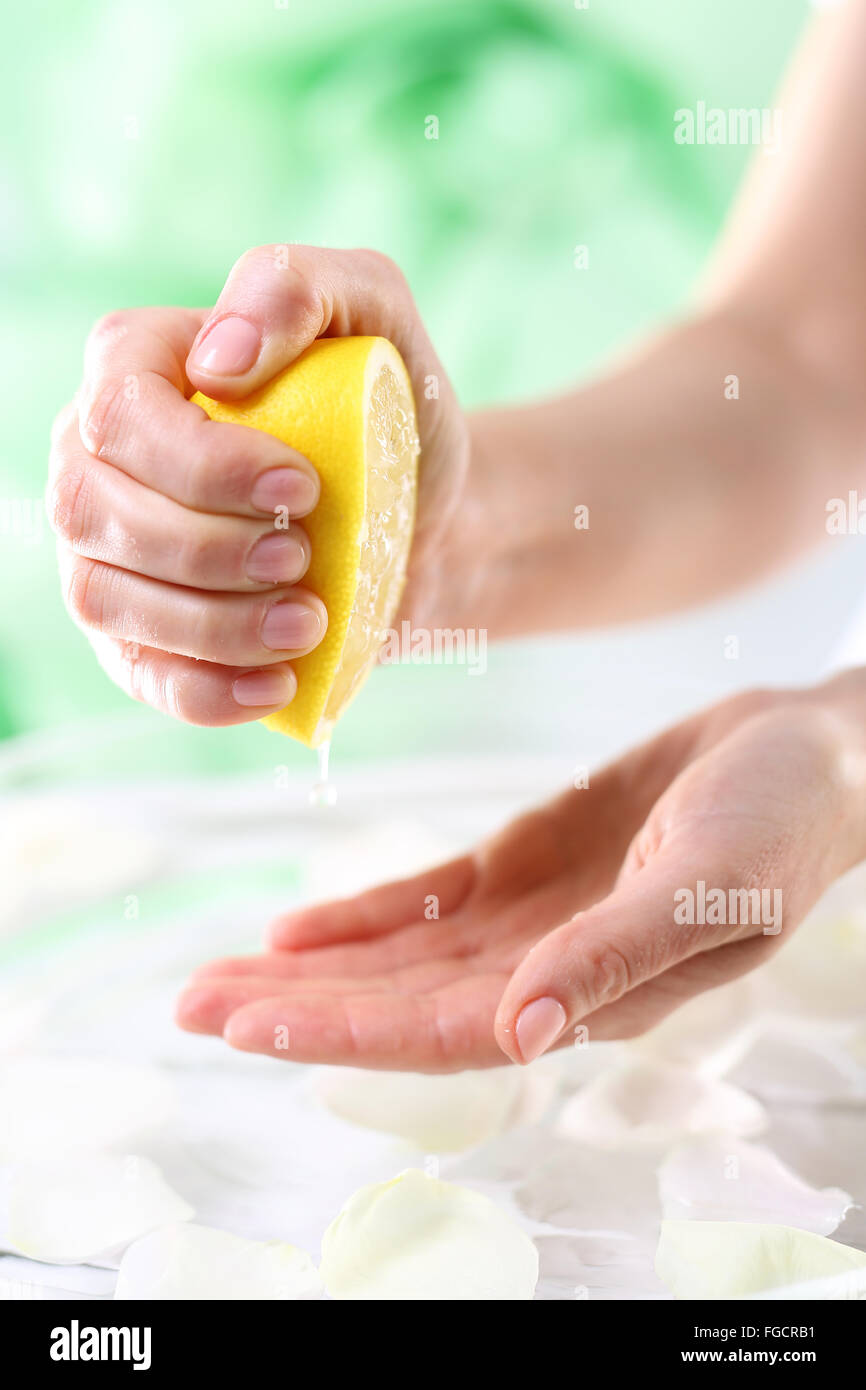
[251,467,319,516]
[191,316,261,376]
[262,600,323,650]
[515,997,567,1064]
[232,669,295,708]
[246,533,306,584]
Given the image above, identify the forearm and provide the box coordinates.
[434,308,864,639]
[701,0,866,391]
[422,1,866,642]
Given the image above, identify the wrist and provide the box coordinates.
[400,409,544,637]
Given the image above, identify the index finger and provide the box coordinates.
[215,975,509,1073]
[74,307,319,517]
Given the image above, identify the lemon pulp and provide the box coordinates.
[320,362,418,734]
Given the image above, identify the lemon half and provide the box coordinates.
[192,336,419,747]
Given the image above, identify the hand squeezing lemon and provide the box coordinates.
[51,249,465,737]
[193,337,420,747]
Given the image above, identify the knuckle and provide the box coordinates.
[49,401,78,452]
[80,378,135,460]
[112,639,150,703]
[186,431,251,509]
[88,310,132,344]
[622,821,662,875]
[228,244,329,335]
[730,686,781,720]
[46,460,92,545]
[354,247,406,289]
[272,247,325,323]
[62,555,105,629]
[84,313,133,370]
[233,245,321,316]
[585,940,635,1009]
[185,596,241,664]
[163,668,193,723]
[177,525,219,584]
[243,597,272,658]
[429,993,459,1070]
[234,243,278,276]
[166,663,234,726]
[163,660,232,727]
[115,642,193,724]
[287,271,323,327]
[708,687,785,742]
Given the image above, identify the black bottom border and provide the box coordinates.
[2,1297,857,1374]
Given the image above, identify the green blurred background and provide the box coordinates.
[0,0,810,780]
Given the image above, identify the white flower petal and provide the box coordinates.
[658,1136,852,1235]
[655,1219,866,1299]
[511,1132,662,1237]
[535,1233,659,1301]
[556,1061,766,1150]
[0,1253,117,1298]
[0,793,161,934]
[320,1169,538,1300]
[0,1058,175,1161]
[745,1266,866,1300]
[730,1024,866,1105]
[114,1223,322,1300]
[2,1155,193,1265]
[556,1039,628,1094]
[628,981,757,1077]
[312,1065,555,1153]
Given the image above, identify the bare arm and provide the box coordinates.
[421,1,866,639]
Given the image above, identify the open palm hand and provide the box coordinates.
[178,684,856,1070]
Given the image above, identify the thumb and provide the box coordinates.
[494,847,782,1066]
[185,243,417,401]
